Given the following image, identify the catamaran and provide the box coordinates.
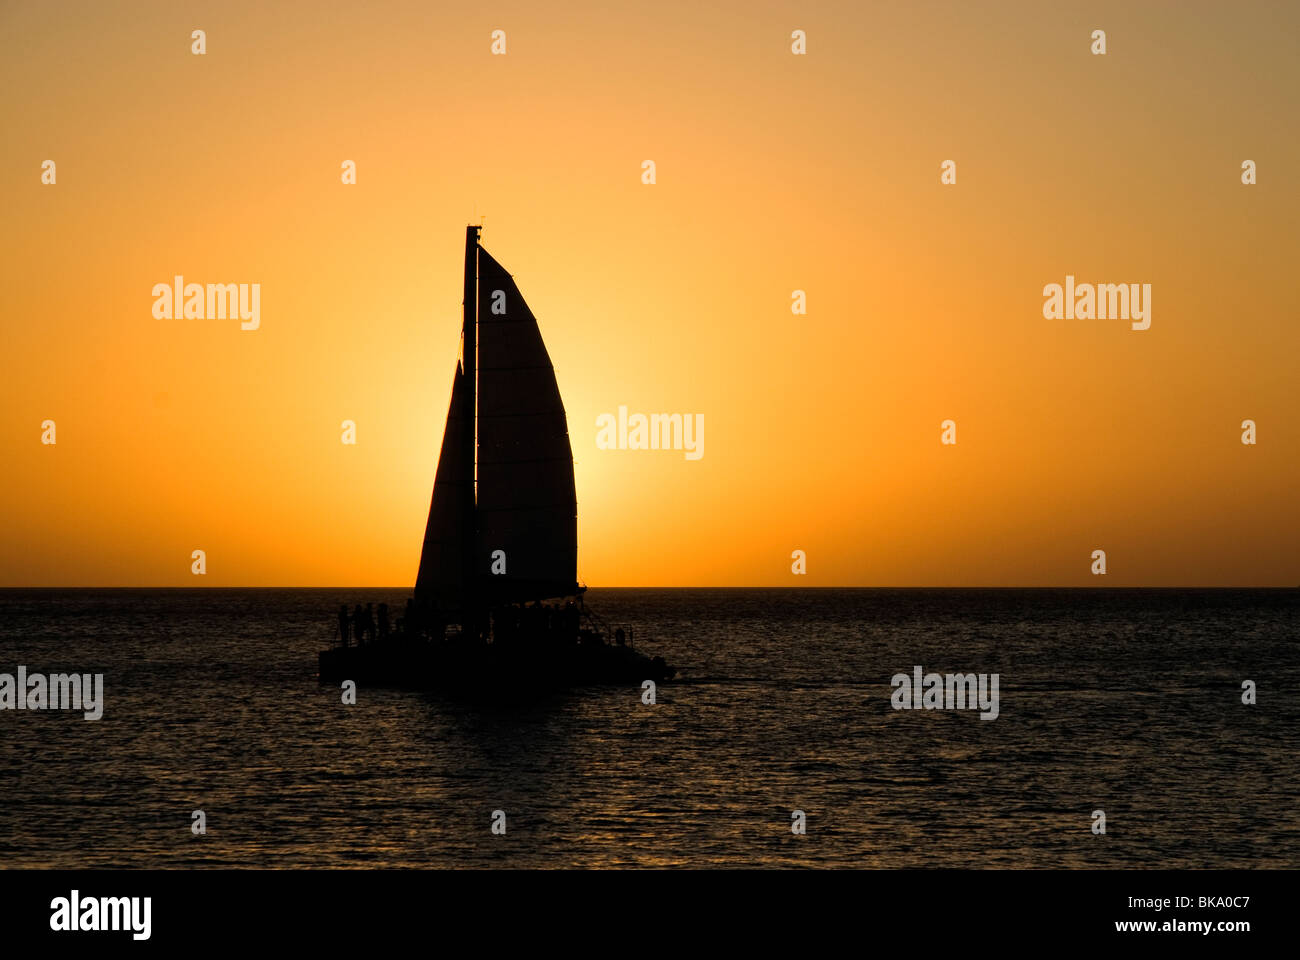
[319,226,675,689]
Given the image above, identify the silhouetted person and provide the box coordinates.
[615,627,626,646]
[363,603,375,643]
[377,603,389,640]
[338,604,351,647]
[352,604,365,645]
[404,598,416,636]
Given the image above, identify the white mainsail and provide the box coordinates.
[414,231,578,617]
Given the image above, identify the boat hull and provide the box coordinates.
[318,638,674,690]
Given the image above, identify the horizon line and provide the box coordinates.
[1,584,1296,591]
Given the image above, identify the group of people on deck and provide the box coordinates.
[491,600,580,647]
[337,599,449,646]
[337,602,387,647]
[335,598,585,648]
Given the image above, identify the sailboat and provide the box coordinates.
[319,226,675,689]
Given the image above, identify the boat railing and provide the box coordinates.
[579,602,636,649]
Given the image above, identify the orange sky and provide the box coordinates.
[2,0,1297,586]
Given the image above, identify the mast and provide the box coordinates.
[462,225,480,626]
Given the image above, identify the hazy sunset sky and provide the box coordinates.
[2,0,1297,586]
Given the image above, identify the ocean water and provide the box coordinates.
[0,588,1295,869]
